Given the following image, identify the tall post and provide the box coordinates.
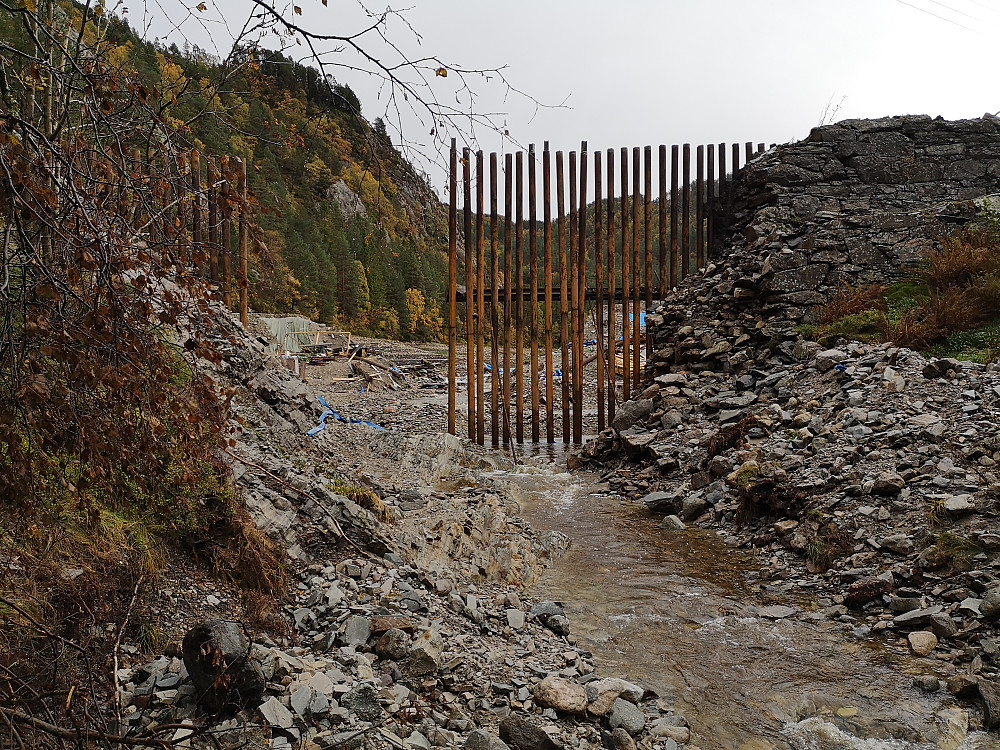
[475,151,486,446]
[681,144,691,280]
[568,151,579,444]
[594,151,605,433]
[557,152,570,444]
[543,144,554,443]
[696,144,705,271]
[514,152,524,444]
[658,145,667,298]
[503,154,513,447]
[631,147,641,387]
[643,145,653,312]
[528,144,539,443]
[670,145,679,288]
[575,143,587,444]
[464,148,475,443]
[238,157,249,328]
[448,140,458,436]
[490,153,500,448]
[620,147,630,402]
[606,148,617,423]
[707,143,716,263]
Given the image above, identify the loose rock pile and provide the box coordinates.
[114,303,695,749]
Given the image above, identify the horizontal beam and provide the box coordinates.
[456,286,660,304]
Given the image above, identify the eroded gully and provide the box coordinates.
[489,448,991,750]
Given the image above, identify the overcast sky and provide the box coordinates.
[141,0,1000,191]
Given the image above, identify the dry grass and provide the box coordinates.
[347,486,395,524]
[819,283,888,324]
[807,227,1000,358]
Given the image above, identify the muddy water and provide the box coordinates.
[494,451,991,750]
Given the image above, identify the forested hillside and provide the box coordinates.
[41,6,452,340]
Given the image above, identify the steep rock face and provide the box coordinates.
[712,114,1000,323]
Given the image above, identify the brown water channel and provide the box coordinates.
[494,451,991,750]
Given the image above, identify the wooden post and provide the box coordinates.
[528,145,539,443]
[238,157,249,328]
[557,152,570,444]
[732,142,741,178]
[543,144,554,443]
[464,148,475,443]
[475,150,486,446]
[221,156,232,310]
[643,145,653,312]
[595,150,605,433]
[696,144,704,271]
[681,144,691,280]
[448,140,457,436]
[514,151,524,444]
[707,143,716,263]
[670,145,679,288]
[575,144,587,444]
[568,151,579,444]
[503,154,513,447]
[718,143,728,222]
[631,147,641,387]
[745,141,753,163]
[658,145,667,298]
[606,148,616,423]
[490,153,500,448]
[620,147,630,402]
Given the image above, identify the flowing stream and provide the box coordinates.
[491,449,992,750]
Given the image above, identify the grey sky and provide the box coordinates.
[142,0,1000,191]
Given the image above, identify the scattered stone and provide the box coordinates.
[499,716,562,750]
[908,631,938,656]
[534,676,589,714]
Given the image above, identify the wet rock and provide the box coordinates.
[977,678,1000,729]
[845,575,893,605]
[948,674,980,698]
[499,715,562,750]
[181,619,265,715]
[908,631,938,656]
[534,676,588,714]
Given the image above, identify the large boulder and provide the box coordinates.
[182,619,265,715]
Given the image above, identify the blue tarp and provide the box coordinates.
[308,396,386,435]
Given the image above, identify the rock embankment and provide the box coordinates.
[583,116,1000,734]
[714,114,1000,322]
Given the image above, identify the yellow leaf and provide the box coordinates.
[196,2,207,10]
[294,5,301,13]
[94,4,103,15]
[23,0,36,12]
[435,67,447,78]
